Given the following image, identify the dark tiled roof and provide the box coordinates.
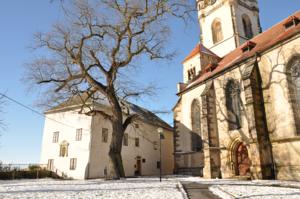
[45,95,173,131]
[179,11,300,94]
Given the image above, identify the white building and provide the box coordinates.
[40,98,174,179]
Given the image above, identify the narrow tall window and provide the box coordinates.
[47,159,54,170]
[52,132,59,143]
[242,14,253,39]
[135,138,140,147]
[225,79,242,130]
[70,158,77,170]
[76,128,82,141]
[188,67,196,81]
[123,133,129,146]
[59,141,69,157]
[212,19,223,44]
[191,99,202,151]
[287,57,300,135]
[102,128,108,143]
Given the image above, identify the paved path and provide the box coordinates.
[181,182,221,199]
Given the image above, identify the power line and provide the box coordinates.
[0,92,162,146]
[0,93,81,130]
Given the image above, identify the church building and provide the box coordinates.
[173,0,300,180]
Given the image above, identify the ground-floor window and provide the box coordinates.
[47,159,54,170]
[70,158,77,170]
[157,161,161,169]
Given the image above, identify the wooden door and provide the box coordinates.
[236,143,250,176]
[136,158,142,176]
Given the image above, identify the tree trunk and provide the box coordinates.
[109,118,126,178]
[107,91,126,179]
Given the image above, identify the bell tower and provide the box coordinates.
[197,0,262,57]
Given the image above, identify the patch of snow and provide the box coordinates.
[0,178,185,199]
[210,184,300,199]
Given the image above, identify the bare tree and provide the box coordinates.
[25,0,194,178]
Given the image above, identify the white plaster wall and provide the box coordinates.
[40,110,92,179]
[88,112,174,178]
[178,85,206,152]
[198,1,236,57]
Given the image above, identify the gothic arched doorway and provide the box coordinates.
[235,143,251,176]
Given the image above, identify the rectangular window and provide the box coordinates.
[102,128,108,143]
[76,128,82,141]
[70,158,77,170]
[135,138,139,147]
[157,161,161,169]
[47,159,54,170]
[52,132,59,143]
[153,141,158,150]
[123,133,128,146]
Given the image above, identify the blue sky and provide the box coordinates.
[0,1,299,164]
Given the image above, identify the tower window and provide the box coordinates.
[188,67,196,80]
[242,14,254,39]
[212,19,223,44]
[287,56,300,135]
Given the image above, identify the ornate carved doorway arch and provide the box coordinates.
[229,139,251,176]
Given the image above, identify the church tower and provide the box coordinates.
[197,0,262,57]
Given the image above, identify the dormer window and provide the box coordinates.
[284,16,300,29]
[241,41,256,53]
[188,67,196,80]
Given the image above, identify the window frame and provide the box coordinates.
[135,137,140,147]
[212,19,224,44]
[123,133,129,146]
[75,128,83,141]
[52,131,59,143]
[225,79,242,131]
[242,14,254,39]
[102,128,109,143]
[286,56,300,135]
[190,99,202,152]
[59,141,69,157]
[70,158,77,170]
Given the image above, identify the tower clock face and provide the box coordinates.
[199,0,217,9]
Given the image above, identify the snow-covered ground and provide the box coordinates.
[1,177,300,199]
[0,178,187,199]
[178,176,300,199]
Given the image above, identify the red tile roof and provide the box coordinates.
[182,43,220,63]
[179,11,300,95]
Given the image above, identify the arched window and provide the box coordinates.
[212,19,224,44]
[242,14,253,39]
[191,99,202,151]
[287,56,300,135]
[59,141,69,157]
[225,79,242,130]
